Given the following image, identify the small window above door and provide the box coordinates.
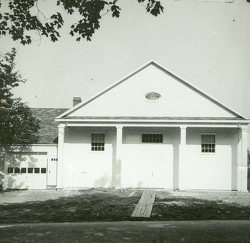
[91,133,105,151]
[142,134,163,143]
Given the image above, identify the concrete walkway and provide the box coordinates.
[1,221,250,242]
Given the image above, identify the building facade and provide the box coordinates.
[56,61,249,191]
[2,61,249,191]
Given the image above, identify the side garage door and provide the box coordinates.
[121,144,173,188]
[5,152,48,189]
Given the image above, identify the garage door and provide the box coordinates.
[121,144,173,188]
[5,152,48,189]
[63,143,113,188]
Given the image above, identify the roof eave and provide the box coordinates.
[55,118,250,124]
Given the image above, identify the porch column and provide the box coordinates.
[180,126,187,145]
[115,125,123,189]
[238,126,248,192]
[57,124,65,189]
[177,125,187,190]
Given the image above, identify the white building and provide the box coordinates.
[2,61,249,191]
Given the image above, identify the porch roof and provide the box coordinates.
[58,116,245,121]
[56,116,249,126]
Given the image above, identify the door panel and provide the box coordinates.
[5,152,47,189]
[47,158,57,186]
[63,144,113,188]
[121,144,173,188]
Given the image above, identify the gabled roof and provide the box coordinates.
[56,60,244,120]
[31,108,68,144]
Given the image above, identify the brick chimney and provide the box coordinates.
[73,97,81,107]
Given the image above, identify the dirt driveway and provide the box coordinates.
[0,189,82,205]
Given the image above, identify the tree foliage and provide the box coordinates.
[0,0,164,44]
[0,48,40,144]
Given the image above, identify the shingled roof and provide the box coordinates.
[31,108,68,144]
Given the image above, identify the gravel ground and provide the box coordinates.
[156,190,250,206]
[0,189,83,204]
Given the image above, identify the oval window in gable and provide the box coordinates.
[145,92,161,101]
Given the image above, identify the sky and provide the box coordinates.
[0,0,250,119]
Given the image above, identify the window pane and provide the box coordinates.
[28,168,33,173]
[14,167,20,173]
[41,168,46,173]
[21,168,27,173]
[34,168,40,174]
[142,134,163,143]
[201,134,215,153]
[91,133,105,151]
[8,167,14,173]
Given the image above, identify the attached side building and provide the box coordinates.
[2,108,67,190]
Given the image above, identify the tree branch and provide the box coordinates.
[35,0,48,21]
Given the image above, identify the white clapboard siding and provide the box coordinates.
[68,64,236,118]
[62,127,115,188]
[179,128,238,190]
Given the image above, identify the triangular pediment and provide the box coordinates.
[58,61,242,120]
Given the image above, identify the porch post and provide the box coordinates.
[115,125,123,189]
[239,126,248,192]
[57,124,65,189]
[180,126,187,145]
[178,125,187,190]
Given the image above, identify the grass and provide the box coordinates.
[151,197,250,221]
[0,189,142,224]
[1,190,250,224]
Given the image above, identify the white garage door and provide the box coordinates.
[5,152,48,189]
[121,144,173,188]
[63,143,113,188]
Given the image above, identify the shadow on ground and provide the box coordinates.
[1,189,250,224]
[0,189,142,224]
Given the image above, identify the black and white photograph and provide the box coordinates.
[0,0,250,242]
